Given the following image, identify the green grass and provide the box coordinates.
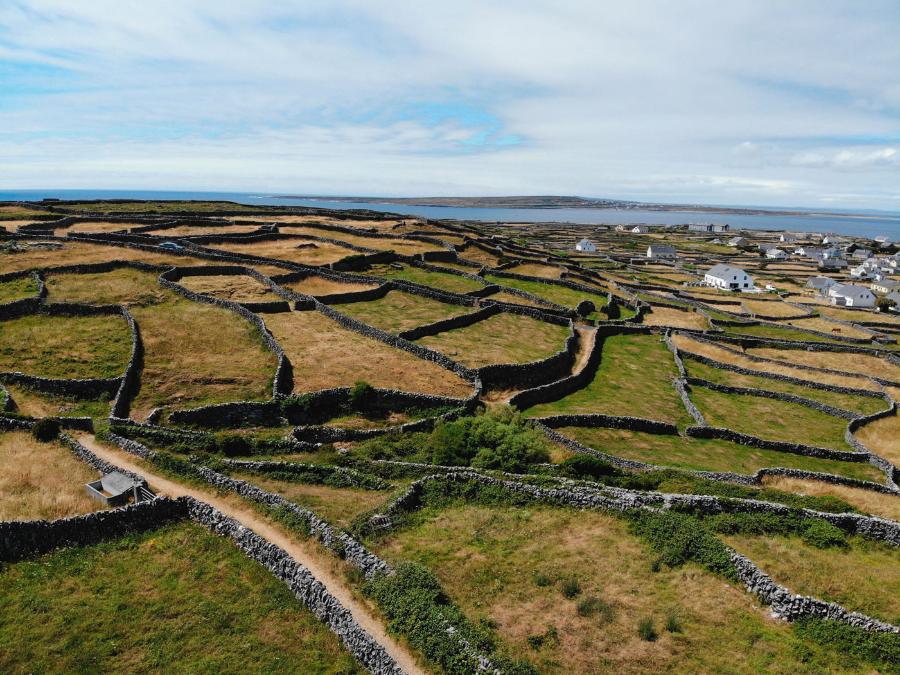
[556,427,885,482]
[484,274,609,311]
[369,503,880,674]
[0,522,360,674]
[334,290,473,333]
[689,385,857,452]
[683,359,887,416]
[0,313,132,378]
[366,264,486,294]
[0,276,38,303]
[417,313,571,367]
[526,333,691,425]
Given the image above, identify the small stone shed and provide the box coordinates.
[85,471,153,506]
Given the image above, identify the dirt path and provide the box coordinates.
[76,433,426,675]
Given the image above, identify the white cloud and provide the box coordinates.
[0,1,898,208]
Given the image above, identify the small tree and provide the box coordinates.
[348,381,375,411]
[31,418,61,443]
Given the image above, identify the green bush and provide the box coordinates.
[627,510,736,579]
[532,571,551,587]
[800,519,848,549]
[793,618,900,672]
[558,455,622,480]
[31,417,61,442]
[364,562,536,674]
[707,511,848,549]
[561,578,581,599]
[356,407,551,473]
[215,434,252,457]
[577,596,615,624]
[638,617,658,642]
[348,381,375,411]
[665,612,682,633]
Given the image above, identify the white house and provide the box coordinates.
[819,257,848,270]
[766,248,788,260]
[704,264,754,291]
[885,290,900,312]
[647,244,676,260]
[850,265,874,280]
[575,238,596,253]
[851,248,872,261]
[806,276,836,294]
[631,225,649,234]
[871,279,900,295]
[779,233,797,243]
[828,283,876,308]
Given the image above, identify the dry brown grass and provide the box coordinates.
[486,291,551,308]
[264,309,473,397]
[374,504,834,674]
[178,275,282,302]
[45,268,168,305]
[506,262,562,279]
[760,476,900,522]
[0,240,196,273]
[278,226,444,255]
[62,221,131,234]
[0,432,105,520]
[144,224,260,236]
[281,275,379,297]
[207,239,356,265]
[783,317,872,339]
[417,313,570,368]
[457,246,501,266]
[245,215,404,229]
[816,306,900,325]
[230,473,387,528]
[724,534,900,623]
[129,295,277,419]
[642,306,710,330]
[854,413,900,466]
[748,347,900,381]
[741,299,805,318]
[671,334,880,391]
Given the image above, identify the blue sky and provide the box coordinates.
[0,0,898,209]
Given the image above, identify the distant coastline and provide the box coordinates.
[274,194,900,222]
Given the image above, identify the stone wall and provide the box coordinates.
[684,425,869,462]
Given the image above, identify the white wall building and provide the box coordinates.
[647,245,676,260]
[575,238,596,252]
[828,284,876,308]
[704,264,754,291]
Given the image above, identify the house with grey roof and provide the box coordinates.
[828,283,876,308]
[646,244,676,260]
[704,264,753,291]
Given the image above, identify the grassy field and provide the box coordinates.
[264,309,473,397]
[207,239,357,266]
[484,274,609,311]
[1,240,204,273]
[748,347,900,382]
[0,205,53,220]
[46,268,170,305]
[505,262,562,279]
[279,226,444,255]
[683,359,887,416]
[723,323,850,344]
[63,221,132,234]
[689,385,856,452]
[371,503,872,674]
[417,312,571,368]
[527,333,690,425]
[178,274,283,303]
[2,384,111,419]
[0,522,360,673]
[0,313,131,379]
[555,427,884,481]
[641,306,709,330]
[483,290,551,308]
[740,299,805,318]
[725,534,900,624]
[760,476,900,522]
[457,246,502,266]
[143,224,260,236]
[281,275,379,297]
[854,412,900,466]
[783,317,873,340]
[365,263,485,294]
[0,275,38,303]
[130,296,277,418]
[0,432,105,521]
[229,473,389,528]
[333,290,473,334]
[671,334,880,391]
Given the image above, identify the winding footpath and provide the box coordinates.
[75,433,426,675]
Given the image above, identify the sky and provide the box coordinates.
[0,1,899,210]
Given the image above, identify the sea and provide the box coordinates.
[2,189,899,241]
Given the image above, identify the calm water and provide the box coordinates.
[2,189,899,240]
